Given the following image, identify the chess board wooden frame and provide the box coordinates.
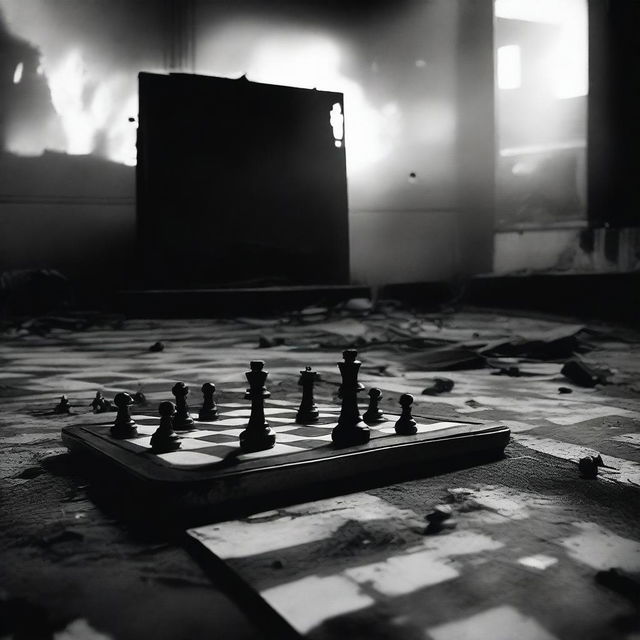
[61,405,510,512]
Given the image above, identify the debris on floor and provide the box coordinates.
[562,358,610,388]
[421,377,455,395]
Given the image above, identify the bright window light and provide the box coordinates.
[495,0,588,99]
[497,45,522,90]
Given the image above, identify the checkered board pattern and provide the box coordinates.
[108,401,495,468]
[61,398,510,507]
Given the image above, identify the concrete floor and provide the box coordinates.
[1,308,639,639]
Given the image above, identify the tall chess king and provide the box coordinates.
[331,349,371,447]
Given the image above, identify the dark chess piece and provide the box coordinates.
[239,361,276,453]
[132,390,147,406]
[199,382,219,421]
[296,366,320,423]
[53,395,71,414]
[363,388,385,424]
[172,382,195,431]
[90,391,114,413]
[111,392,138,438]
[151,401,182,453]
[331,350,370,447]
[395,393,418,435]
[90,391,104,412]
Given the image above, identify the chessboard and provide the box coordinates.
[61,397,510,513]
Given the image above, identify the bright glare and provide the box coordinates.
[4,43,139,163]
[551,11,588,98]
[329,103,344,142]
[196,23,409,176]
[12,62,23,84]
[47,50,95,154]
[1,0,142,164]
[248,34,342,90]
[497,45,521,90]
[112,93,139,166]
[495,0,575,23]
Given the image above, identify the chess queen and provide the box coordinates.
[240,360,277,452]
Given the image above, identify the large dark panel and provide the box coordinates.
[137,72,349,287]
[588,0,640,228]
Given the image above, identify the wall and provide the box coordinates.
[494,227,640,275]
[0,0,493,291]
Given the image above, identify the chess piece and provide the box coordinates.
[239,361,276,453]
[172,382,195,431]
[331,350,370,447]
[53,395,71,414]
[363,388,385,424]
[199,382,219,421]
[395,393,417,435]
[296,366,320,423]
[151,401,181,453]
[111,392,138,438]
[90,391,104,412]
[91,391,113,413]
[132,390,147,406]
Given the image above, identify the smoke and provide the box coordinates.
[0,0,161,165]
[196,20,402,176]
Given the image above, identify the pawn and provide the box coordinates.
[111,392,138,438]
[151,401,181,453]
[53,395,71,414]
[172,382,195,431]
[363,388,385,424]
[394,393,417,435]
[198,382,219,421]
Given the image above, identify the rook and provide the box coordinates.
[296,366,320,423]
